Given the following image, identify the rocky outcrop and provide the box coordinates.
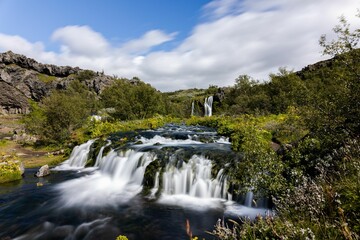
[0,51,115,114]
[35,164,50,177]
[0,51,80,77]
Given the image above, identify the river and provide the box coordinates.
[0,124,270,239]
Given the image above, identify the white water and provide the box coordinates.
[157,155,232,210]
[191,101,195,116]
[55,131,269,216]
[149,171,160,198]
[162,155,227,199]
[53,139,95,170]
[94,140,111,167]
[204,96,213,117]
[137,135,204,146]
[244,191,254,207]
[56,149,155,207]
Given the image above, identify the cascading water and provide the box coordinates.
[2,124,271,239]
[191,101,195,116]
[244,191,254,207]
[53,139,95,170]
[56,149,156,207]
[204,96,213,117]
[94,140,111,167]
[161,155,228,199]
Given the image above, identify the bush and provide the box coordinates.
[0,161,22,183]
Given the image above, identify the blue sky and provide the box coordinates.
[0,0,359,91]
[0,0,209,50]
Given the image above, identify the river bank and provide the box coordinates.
[0,114,65,183]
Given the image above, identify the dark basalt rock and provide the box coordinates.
[0,51,115,114]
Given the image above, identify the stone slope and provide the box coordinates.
[0,51,114,114]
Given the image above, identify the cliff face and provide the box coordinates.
[0,51,114,114]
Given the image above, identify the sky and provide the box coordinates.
[0,0,359,92]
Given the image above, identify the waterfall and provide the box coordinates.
[55,131,233,208]
[244,191,254,207]
[99,149,155,184]
[56,149,156,207]
[94,140,111,167]
[162,155,228,199]
[204,96,213,117]
[150,171,160,198]
[54,139,95,170]
[191,101,195,116]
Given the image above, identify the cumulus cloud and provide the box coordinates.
[0,0,359,91]
[120,30,177,54]
[136,0,359,90]
[52,25,110,57]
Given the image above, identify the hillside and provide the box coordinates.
[0,51,114,114]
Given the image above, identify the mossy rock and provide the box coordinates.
[0,160,23,183]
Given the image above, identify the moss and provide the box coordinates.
[0,161,22,183]
[75,70,96,81]
[37,73,57,83]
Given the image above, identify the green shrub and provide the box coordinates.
[0,161,22,183]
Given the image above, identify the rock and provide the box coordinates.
[35,164,50,177]
[19,161,25,176]
[0,51,115,114]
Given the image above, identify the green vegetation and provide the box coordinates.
[13,13,360,239]
[81,115,181,140]
[115,235,128,240]
[75,69,96,81]
[206,14,360,239]
[100,78,168,120]
[23,80,97,144]
[0,160,22,183]
[37,73,57,83]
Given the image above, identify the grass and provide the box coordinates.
[0,115,66,169]
[0,114,22,128]
[0,160,22,183]
[24,154,65,168]
[0,139,65,168]
[37,73,57,83]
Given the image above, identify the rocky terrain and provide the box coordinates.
[0,51,114,114]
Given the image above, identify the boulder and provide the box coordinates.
[35,164,50,177]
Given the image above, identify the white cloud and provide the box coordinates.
[120,30,177,54]
[52,25,109,57]
[0,0,359,91]
[139,0,360,90]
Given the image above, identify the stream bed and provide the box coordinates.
[0,124,270,239]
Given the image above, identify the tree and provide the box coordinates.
[24,80,97,144]
[100,78,166,120]
[319,13,360,56]
[268,68,310,113]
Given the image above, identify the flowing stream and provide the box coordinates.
[0,124,270,239]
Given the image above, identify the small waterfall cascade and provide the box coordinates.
[244,191,254,207]
[99,149,155,185]
[204,96,213,117]
[161,155,229,199]
[56,149,157,207]
[94,140,111,167]
[55,139,95,169]
[191,101,195,116]
[150,171,160,197]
